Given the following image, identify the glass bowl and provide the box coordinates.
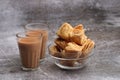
[48,44,94,70]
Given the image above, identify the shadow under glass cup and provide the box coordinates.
[25,23,48,61]
[16,32,42,71]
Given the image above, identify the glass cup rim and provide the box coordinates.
[16,32,42,38]
[48,43,95,60]
[25,22,49,31]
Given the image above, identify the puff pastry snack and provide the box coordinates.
[54,38,68,50]
[62,42,83,59]
[56,23,73,40]
[74,24,85,35]
[70,24,87,45]
[49,45,62,57]
[60,42,83,66]
[81,39,95,57]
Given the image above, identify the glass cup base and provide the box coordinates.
[40,58,45,62]
[21,66,39,71]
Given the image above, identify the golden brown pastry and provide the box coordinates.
[65,42,83,53]
[56,23,73,40]
[69,24,87,45]
[60,50,77,67]
[74,24,85,35]
[77,39,95,63]
[81,39,95,57]
[74,24,84,30]
[49,45,62,57]
[60,42,83,67]
[54,38,68,50]
[70,34,87,45]
[60,42,83,59]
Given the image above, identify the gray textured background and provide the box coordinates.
[0,0,120,80]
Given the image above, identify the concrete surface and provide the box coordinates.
[0,0,120,80]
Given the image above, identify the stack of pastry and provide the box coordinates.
[49,23,95,66]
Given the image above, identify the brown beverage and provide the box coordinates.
[18,37,41,69]
[26,30,48,59]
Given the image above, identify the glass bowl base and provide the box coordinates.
[55,61,85,70]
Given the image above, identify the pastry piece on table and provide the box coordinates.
[54,38,68,50]
[49,45,62,58]
[56,23,73,41]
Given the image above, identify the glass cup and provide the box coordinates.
[16,32,42,71]
[25,23,48,61]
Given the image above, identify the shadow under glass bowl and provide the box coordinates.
[48,44,95,70]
